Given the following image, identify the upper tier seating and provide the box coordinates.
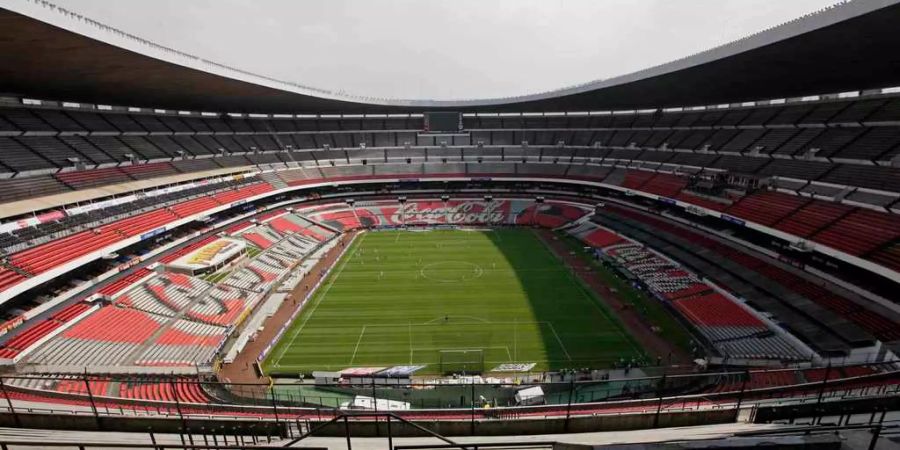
[9,229,122,275]
[0,96,899,191]
[0,175,71,202]
[56,167,132,189]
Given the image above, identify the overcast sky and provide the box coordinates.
[51,0,838,100]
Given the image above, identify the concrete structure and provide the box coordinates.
[1,0,900,113]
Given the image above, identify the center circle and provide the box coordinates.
[420,261,484,283]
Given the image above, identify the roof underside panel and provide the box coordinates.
[1,2,900,114]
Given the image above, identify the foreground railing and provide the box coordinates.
[1,367,898,426]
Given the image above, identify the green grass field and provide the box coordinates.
[263,229,643,375]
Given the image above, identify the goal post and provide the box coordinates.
[438,349,485,374]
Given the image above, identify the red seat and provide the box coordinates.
[0,267,27,291]
[10,230,122,275]
[243,233,273,249]
[98,269,152,296]
[672,293,764,327]
[170,197,222,218]
[726,191,809,226]
[268,216,303,234]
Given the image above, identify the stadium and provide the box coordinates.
[0,0,898,448]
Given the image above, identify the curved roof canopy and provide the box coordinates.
[2,0,900,114]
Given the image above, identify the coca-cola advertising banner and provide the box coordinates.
[380,201,513,225]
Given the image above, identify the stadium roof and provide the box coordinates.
[1,0,900,114]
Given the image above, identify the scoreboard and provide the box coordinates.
[424,112,462,133]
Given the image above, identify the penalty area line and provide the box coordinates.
[349,325,367,366]
[546,322,572,361]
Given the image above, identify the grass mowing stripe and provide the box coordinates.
[270,233,365,367]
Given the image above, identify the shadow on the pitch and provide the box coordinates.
[483,227,636,372]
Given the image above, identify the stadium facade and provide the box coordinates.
[0,0,899,447]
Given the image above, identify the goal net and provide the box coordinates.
[438,349,485,374]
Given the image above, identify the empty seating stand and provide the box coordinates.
[603,205,900,342]
[212,182,273,204]
[97,268,154,298]
[639,174,688,198]
[0,176,70,202]
[869,243,900,273]
[99,208,179,237]
[120,162,179,180]
[118,378,211,403]
[811,208,900,256]
[0,137,49,172]
[726,191,810,226]
[56,167,131,189]
[0,302,91,358]
[569,219,805,361]
[9,230,121,275]
[0,268,27,291]
[672,293,764,328]
[169,196,222,218]
[774,200,854,238]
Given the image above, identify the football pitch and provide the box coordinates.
[263,229,643,375]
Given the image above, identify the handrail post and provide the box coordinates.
[82,374,101,430]
[735,370,749,421]
[270,386,281,432]
[344,415,352,450]
[470,379,476,435]
[564,378,575,432]
[869,424,882,450]
[653,373,667,428]
[387,414,393,450]
[169,379,187,435]
[0,377,21,427]
[815,364,831,425]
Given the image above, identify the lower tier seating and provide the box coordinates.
[604,205,900,342]
[570,221,806,361]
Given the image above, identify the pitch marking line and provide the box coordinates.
[361,320,548,328]
[273,357,615,372]
[419,261,484,283]
[533,229,643,357]
[546,322,572,361]
[273,233,365,364]
[349,325,367,365]
[422,315,490,324]
[410,346,513,362]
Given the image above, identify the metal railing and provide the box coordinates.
[0,365,898,425]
